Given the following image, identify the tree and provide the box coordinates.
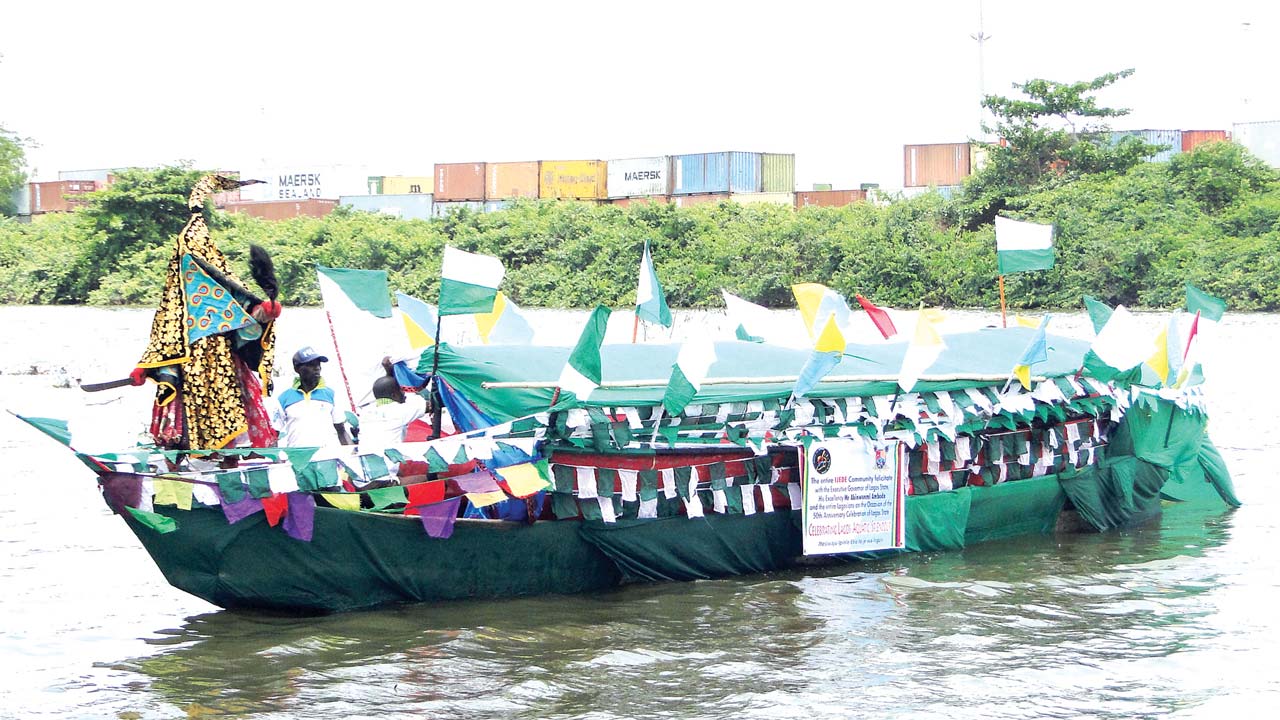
[0,126,28,216]
[65,164,206,301]
[959,69,1158,229]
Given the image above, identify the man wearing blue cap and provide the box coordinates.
[269,346,351,447]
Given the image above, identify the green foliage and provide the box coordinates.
[69,165,207,302]
[2,150,1279,312]
[959,69,1159,229]
[0,126,29,216]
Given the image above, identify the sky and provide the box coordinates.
[3,0,1278,192]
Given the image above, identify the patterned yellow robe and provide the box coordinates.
[137,174,276,450]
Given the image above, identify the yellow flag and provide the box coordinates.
[401,312,434,349]
[465,491,507,508]
[495,462,552,498]
[814,315,846,353]
[791,283,827,338]
[1015,314,1040,328]
[1146,325,1170,384]
[153,479,180,507]
[1014,364,1032,390]
[474,291,509,344]
[321,493,361,511]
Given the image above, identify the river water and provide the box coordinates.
[0,306,1276,718]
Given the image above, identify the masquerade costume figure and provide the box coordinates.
[133,174,283,450]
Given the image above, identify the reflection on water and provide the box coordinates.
[2,307,1276,718]
[81,503,1247,720]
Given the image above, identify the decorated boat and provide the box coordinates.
[13,176,1240,615]
[18,320,1238,614]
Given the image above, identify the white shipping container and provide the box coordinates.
[607,156,671,198]
[238,165,374,201]
[1233,121,1280,168]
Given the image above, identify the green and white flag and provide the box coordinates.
[440,246,504,316]
[636,241,672,327]
[721,290,770,342]
[1081,305,1150,383]
[663,339,718,414]
[995,216,1055,274]
[317,265,411,408]
[557,305,612,402]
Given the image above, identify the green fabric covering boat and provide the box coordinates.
[33,323,1230,614]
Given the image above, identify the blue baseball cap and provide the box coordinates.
[292,346,329,365]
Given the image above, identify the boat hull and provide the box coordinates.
[124,506,624,613]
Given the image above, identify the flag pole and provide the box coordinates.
[998,275,1008,328]
[324,310,357,413]
[631,312,640,343]
[428,316,444,440]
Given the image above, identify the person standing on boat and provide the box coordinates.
[268,347,351,448]
[356,357,429,453]
[129,174,282,451]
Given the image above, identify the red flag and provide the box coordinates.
[1183,310,1200,363]
[403,480,446,515]
[855,294,898,339]
[261,493,289,527]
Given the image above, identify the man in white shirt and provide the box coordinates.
[269,347,351,448]
[357,358,429,452]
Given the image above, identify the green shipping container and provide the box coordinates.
[761,153,796,193]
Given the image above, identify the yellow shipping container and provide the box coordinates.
[486,161,540,199]
[381,176,433,194]
[539,160,607,200]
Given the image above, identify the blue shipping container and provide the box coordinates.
[672,152,763,195]
[339,193,434,220]
[1109,129,1183,163]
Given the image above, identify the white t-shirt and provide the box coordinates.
[357,393,428,452]
[268,383,346,448]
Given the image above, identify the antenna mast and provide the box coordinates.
[971,0,991,139]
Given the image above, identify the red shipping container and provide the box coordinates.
[222,199,337,221]
[794,189,867,209]
[1181,130,1229,152]
[434,162,487,201]
[29,180,97,213]
[903,143,972,187]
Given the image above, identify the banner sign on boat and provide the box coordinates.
[801,437,906,555]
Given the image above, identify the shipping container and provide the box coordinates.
[1232,121,1280,166]
[1232,121,1280,167]
[58,168,118,183]
[30,180,97,213]
[238,165,372,201]
[729,192,794,207]
[760,153,795,192]
[432,201,485,218]
[795,189,868,209]
[1110,129,1182,163]
[611,196,671,208]
[381,176,433,195]
[673,193,731,208]
[210,188,241,207]
[812,183,833,191]
[672,152,762,195]
[340,193,434,220]
[539,160,607,199]
[1181,130,1229,153]
[484,200,512,213]
[433,163,487,201]
[8,184,31,215]
[485,161,540,199]
[367,176,384,195]
[903,143,971,187]
[901,185,962,200]
[606,156,672,198]
[222,199,337,221]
